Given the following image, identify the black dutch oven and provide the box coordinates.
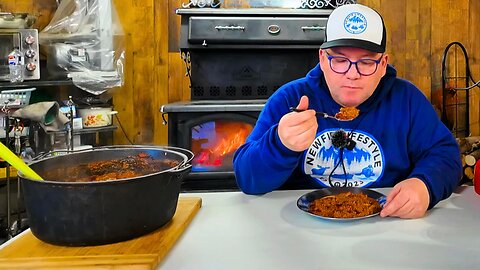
[18,145,192,246]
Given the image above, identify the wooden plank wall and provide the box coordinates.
[360,0,480,136]
[468,0,480,135]
[1,0,479,144]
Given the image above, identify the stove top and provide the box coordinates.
[176,8,332,16]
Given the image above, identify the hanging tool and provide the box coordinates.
[13,119,23,156]
[65,96,75,151]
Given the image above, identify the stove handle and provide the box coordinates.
[301,26,326,31]
[214,26,246,31]
[162,112,168,125]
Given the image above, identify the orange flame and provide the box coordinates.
[193,121,252,167]
[212,126,251,156]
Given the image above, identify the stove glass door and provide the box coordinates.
[191,118,253,173]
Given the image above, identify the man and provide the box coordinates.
[233,4,462,219]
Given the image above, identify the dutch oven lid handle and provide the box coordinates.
[160,146,194,165]
[171,163,192,180]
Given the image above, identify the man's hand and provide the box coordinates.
[278,95,318,152]
[380,178,430,219]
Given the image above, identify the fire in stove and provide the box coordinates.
[191,120,253,172]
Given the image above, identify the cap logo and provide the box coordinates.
[344,12,367,34]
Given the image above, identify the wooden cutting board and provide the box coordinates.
[0,196,202,270]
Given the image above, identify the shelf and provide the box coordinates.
[74,125,117,134]
[0,79,73,89]
[46,125,117,135]
[0,60,74,89]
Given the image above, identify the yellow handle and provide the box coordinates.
[0,141,43,181]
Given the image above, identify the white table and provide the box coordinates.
[161,186,480,270]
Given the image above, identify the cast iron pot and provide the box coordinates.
[18,146,192,246]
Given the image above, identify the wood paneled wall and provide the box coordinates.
[2,0,479,143]
[361,0,480,136]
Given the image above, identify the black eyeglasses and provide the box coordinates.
[325,51,384,76]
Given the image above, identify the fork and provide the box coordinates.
[289,107,352,122]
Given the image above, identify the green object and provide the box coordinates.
[44,105,57,125]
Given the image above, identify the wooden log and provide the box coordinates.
[470,141,480,153]
[457,138,471,153]
[457,136,480,154]
[464,136,480,144]
[465,149,480,166]
[464,166,475,180]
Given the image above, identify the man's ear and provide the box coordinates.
[380,53,389,77]
[319,49,325,63]
[382,54,389,66]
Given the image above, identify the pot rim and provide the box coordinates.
[19,145,193,184]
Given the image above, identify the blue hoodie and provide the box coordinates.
[233,64,462,208]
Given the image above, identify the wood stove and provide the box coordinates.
[161,8,331,191]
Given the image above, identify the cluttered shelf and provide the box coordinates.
[0,60,74,90]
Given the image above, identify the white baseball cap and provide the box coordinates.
[320,4,386,53]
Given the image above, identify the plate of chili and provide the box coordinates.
[297,187,387,221]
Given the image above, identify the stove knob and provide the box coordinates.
[25,49,36,58]
[25,35,36,45]
[26,62,37,71]
[268,25,281,34]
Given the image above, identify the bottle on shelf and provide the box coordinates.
[8,47,24,83]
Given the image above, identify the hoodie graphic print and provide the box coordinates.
[304,128,384,188]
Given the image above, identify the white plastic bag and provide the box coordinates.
[40,0,125,95]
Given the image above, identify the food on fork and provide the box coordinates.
[335,107,360,121]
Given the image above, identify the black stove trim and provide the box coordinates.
[161,100,266,113]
